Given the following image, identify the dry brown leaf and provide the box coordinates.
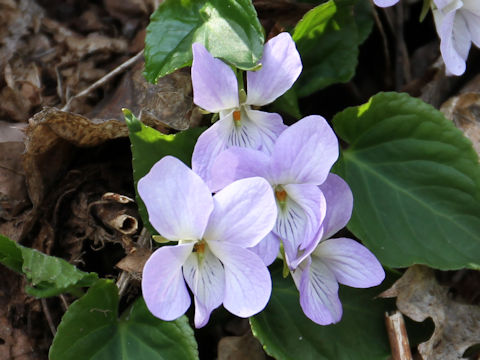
[24,107,129,207]
[218,330,266,360]
[89,62,201,130]
[115,248,151,276]
[381,266,480,360]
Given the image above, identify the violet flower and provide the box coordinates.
[191,32,302,187]
[210,115,339,268]
[432,0,480,75]
[291,174,385,325]
[373,0,399,7]
[138,156,277,328]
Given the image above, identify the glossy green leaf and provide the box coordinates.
[50,280,198,360]
[250,262,394,360]
[292,0,360,97]
[333,92,480,269]
[0,234,98,297]
[144,0,264,83]
[124,109,204,234]
[292,0,372,97]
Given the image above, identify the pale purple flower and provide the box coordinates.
[291,174,385,325]
[432,0,480,75]
[210,115,339,268]
[373,0,399,7]
[138,156,277,328]
[191,32,302,188]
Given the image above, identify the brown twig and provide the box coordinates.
[385,311,413,360]
[41,298,57,336]
[61,49,144,112]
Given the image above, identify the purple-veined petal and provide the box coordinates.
[210,147,272,192]
[270,115,339,185]
[191,43,239,112]
[224,108,262,148]
[296,257,343,325]
[275,184,325,268]
[373,0,399,7]
[318,173,353,240]
[313,238,385,288]
[183,245,225,328]
[287,225,323,270]
[244,107,287,154]
[138,156,213,241]
[246,32,302,106]
[142,243,194,321]
[209,241,271,317]
[192,111,262,188]
[248,232,281,266]
[204,177,277,248]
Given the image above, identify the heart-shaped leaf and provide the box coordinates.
[49,280,198,360]
[332,92,480,270]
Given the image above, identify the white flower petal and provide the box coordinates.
[275,184,325,268]
[244,108,287,154]
[183,245,225,328]
[297,257,343,325]
[270,115,338,185]
[209,241,272,317]
[138,156,213,240]
[318,174,353,240]
[204,177,277,248]
[192,43,239,112]
[210,147,272,192]
[248,232,281,266]
[141,243,194,321]
[246,32,302,106]
[314,238,385,288]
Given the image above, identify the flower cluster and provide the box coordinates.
[139,33,384,328]
[373,0,480,76]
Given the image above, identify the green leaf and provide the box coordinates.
[332,92,480,270]
[355,0,374,45]
[250,262,394,360]
[270,88,302,120]
[144,0,264,83]
[0,234,98,297]
[292,0,360,97]
[124,110,204,234]
[50,280,198,360]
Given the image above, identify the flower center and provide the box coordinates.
[193,241,206,254]
[275,186,287,210]
[233,110,241,126]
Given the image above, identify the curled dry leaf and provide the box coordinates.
[380,266,480,360]
[24,107,129,208]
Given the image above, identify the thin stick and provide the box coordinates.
[59,294,69,311]
[372,7,392,87]
[41,298,56,336]
[385,311,413,360]
[61,49,144,112]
